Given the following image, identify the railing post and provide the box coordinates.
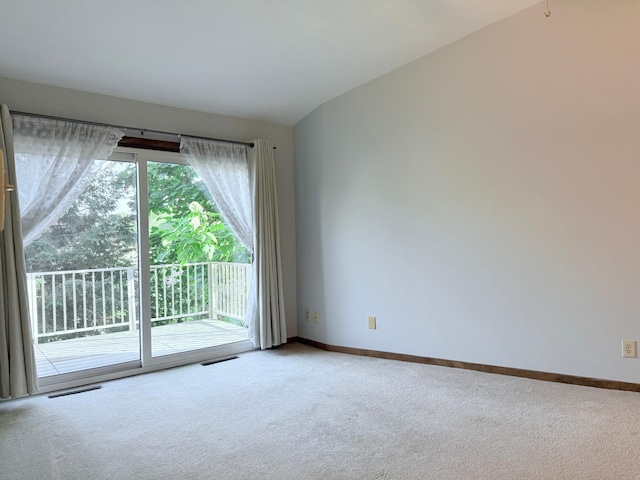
[127,267,137,331]
[242,263,250,320]
[209,262,218,320]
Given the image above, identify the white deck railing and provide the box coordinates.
[26,262,251,341]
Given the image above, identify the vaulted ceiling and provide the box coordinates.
[0,0,541,125]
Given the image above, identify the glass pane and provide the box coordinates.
[22,160,140,377]
[147,162,250,357]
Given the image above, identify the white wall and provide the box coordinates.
[294,0,640,382]
[0,77,297,337]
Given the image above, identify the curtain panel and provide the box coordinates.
[0,105,38,399]
[180,136,286,349]
[12,114,123,247]
[247,139,287,349]
[180,137,253,252]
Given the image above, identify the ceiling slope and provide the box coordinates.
[0,0,540,125]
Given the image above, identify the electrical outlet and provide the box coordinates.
[622,340,637,358]
[314,312,319,324]
[368,316,376,330]
[305,309,310,321]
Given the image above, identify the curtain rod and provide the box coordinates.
[11,110,256,149]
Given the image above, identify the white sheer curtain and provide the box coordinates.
[0,105,38,399]
[180,137,253,251]
[247,139,286,349]
[180,136,286,349]
[11,115,123,247]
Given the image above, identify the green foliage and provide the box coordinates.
[25,162,137,272]
[145,162,250,265]
[25,161,250,273]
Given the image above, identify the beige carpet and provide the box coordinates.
[1,343,640,479]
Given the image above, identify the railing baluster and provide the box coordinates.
[218,265,223,316]
[179,265,183,317]
[229,265,232,316]
[233,264,237,316]
[154,267,159,321]
[187,265,191,314]
[236,266,241,318]
[72,273,78,329]
[83,272,87,329]
[216,264,221,318]
[228,265,232,317]
[222,265,226,316]
[162,266,167,319]
[208,263,216,320]
[199,263,203,315]
[127,267,137,331]
[111,271,116,325]
[240,265,244,317]
[92,272,97,328]
[62,273,67,332]
[52,274,57,333]
[234,265,239,317]
[120,270,125,324]
[245,264,250,318]
[240,266,245,318]
[171,266,175,317]
[202,264,206,313]
[41,275,46,335]
[232,265,236,317]
[231,264,235,316]
[225,264,230,315]
[220,265,225,316]
[101,271,107,326]
[237,267,241,318]
[194,264,198,314]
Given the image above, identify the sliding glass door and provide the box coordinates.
[23,157,140,378]
[21,147,252,383]
[145,160,250,358]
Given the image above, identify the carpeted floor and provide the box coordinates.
[1,342,640,479]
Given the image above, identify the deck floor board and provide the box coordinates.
[34,319,248,378]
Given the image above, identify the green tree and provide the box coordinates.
[145,162,250,265]
[25,162,137,272]
[26,161,250,273]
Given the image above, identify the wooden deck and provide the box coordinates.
[34,319,249,378]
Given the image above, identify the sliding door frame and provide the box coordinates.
[37,147,254,392]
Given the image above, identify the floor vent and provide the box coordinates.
[48,385,102,399]
[201,356,238,366]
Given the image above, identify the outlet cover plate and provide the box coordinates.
[622,340,637,358]
[368,316,376,330]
